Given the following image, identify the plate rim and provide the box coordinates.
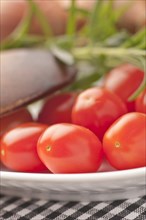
[1,167,145,183]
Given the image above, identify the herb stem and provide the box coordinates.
[129,77,146,101]
[66,0,76,36]
[72,47,146,60]
[27,0,53,37]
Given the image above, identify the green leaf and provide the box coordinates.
[75,8,90,17]
[88,0,103,42]
[12,7,33,40]
[87,0,125,43]
[122,28,146,49]
[66,0,77,36]
[27,0,53,37]
[103,31,130,47]
[70,72,102,90]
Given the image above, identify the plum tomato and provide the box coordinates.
[103,113,146,170]
[0,108,33,138]
[72,87,127,140]
[37,123,103,173]
[135,90,146,114]
[104,64,144,111]
[38,92,77,125]
[0,123,48,172]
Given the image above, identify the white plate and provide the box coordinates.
[1,166,146,201]
[1,103,146,201]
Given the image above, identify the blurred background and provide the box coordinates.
[1,0,146,42]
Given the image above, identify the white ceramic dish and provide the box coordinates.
[1,167,146,201]
[1,103,146,201]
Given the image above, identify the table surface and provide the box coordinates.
[0,194,146,220]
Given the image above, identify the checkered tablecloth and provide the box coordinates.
[0,194,146,220]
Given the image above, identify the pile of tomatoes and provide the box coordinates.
[0,64,145,173]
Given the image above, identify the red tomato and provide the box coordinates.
[135,90,146,114]
[103,113,146,170]
[0,123,48,172]
[0,108,33,138]
[104,64,144,111]
[72,87,127,140]
[38,93,77,125]
[37,123,103,173]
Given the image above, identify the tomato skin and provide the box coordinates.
[0,123,48,172]
[37,123,103,173]
[103,113,146,170]
[0,108,33,138]
[38,93,77,125]
[104,64,144,111]
[72,87,127,140]
[135,90,146,114]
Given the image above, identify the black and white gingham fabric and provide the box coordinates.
[0,195,146,220]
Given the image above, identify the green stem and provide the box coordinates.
[13,7,33,40]
[72,47,146,60]
[89,0,102,42]
[122,28,146,48]
[66,0,76,36]
[129,78,146,101]
[27,0,53,37]
[129,57,146,100]
[0,3,34,50]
